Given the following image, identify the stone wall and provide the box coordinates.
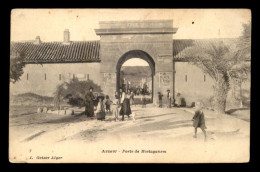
[174,62,214,106]
[174,62,251,108]
[10,63,101,97]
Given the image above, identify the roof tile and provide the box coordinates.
[11,38,242,63]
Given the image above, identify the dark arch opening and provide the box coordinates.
[116,50,155,102]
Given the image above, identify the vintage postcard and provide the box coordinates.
[9,9,251,163]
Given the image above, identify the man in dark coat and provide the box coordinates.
[192,103,207,141]
[85,87,95,117]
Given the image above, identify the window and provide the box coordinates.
[185,75,187,82]
[204,75,206,82]
[44,73,46,80]
[84,74,89,80]
[27,73,29,80]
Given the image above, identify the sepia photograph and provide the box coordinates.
[9,9,251,163]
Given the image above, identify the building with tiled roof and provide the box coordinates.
[10,21,250,107]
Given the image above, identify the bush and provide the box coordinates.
[53,78,102,108]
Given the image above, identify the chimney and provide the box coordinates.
[63,29,70,44]
[34,36,41,44]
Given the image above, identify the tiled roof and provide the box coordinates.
[172,38,240,60]
[10,41,100,63]
[11,38,245,63]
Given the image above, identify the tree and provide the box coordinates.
[181,39,250,113]
[229,22,251,107]
[236,22,251,59]
[10,48,26,83]
[181,22,251,114]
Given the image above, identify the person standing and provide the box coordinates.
[166,89,171,108]
[192,102,207,141]
[119,88,132,121]
[96,96,105,120]
[85,87,96,117]
[158,92,163,108]
[130,91,135,106]
[141,94,146,108]
[112,91,120,121]
[105,95,113,114]
[175,93,182,107]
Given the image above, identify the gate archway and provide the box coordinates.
[116,50,155,102]
[95,20,177,104]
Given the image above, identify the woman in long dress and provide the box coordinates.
[85,87,95,117]
[119,88,132,121]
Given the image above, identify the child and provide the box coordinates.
[112,99,120,121]
[192,102,207,141]
[130,91,135,107]
[105,95,113,114]
[96,96,105,120]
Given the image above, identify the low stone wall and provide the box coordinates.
[37,107,74,116]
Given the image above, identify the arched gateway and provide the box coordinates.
[95,20,178,103]
[116,50,155,101]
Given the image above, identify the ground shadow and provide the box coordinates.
[137,113,176,120]
[225,108,249,114]
[10,112,91,127]
[23,130,46,142]
[121,119,193,133]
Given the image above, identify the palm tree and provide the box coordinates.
[229,22,251,108]
[181,40,250,114]
[181,22,251,114]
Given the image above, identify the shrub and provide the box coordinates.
[53,78,102,108]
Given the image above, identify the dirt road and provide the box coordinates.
[9,105,250,163]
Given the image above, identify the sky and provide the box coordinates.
[11,9,251,42]
[11,9,251,67]
[122,58,149,66]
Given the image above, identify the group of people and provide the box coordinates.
[157,89,172,108]
[85,87,207,141]
[157,90,184,108]
[84,86,132,121]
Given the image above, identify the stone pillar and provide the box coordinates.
[155,72,173,105]
[156,54,174,106]
[101,72,117,100]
